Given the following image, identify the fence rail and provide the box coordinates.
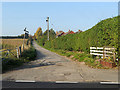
[90,46,116,61]
[0,46,22,59]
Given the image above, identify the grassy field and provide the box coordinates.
[1,39,27,49]
[1,38,36,72]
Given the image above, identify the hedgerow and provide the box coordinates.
[44,16,118,54]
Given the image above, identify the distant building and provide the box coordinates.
[56,30,76,38]
[56,31,65,38]
[75,30,82,34]
[64,30,75,35]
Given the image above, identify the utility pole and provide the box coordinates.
[46,17,49,41]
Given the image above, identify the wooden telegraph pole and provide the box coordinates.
[46,17,49,41]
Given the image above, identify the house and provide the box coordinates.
[64,30,75,35]
[75,30,82,33]
[56,31,65,38]
[56,30,75,38]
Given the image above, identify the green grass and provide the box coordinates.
[37,40,119,69]
[21,46,36,60]
[2,58,23,72]
[2,46,36,72]
[47,49,115,69]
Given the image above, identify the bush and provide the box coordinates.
[21,46,36,60]
[2,46,36,72]
[43,16,118,54]
[2,58,23,72]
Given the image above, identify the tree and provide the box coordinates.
[49,28,56,40]
[37,28,56,46]
[34,27,42,40]
[19,33,29,39]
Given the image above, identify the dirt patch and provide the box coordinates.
[70,55,74,59]
[78,62,85,65]
[64,72,71,76]
[56,63,63,66]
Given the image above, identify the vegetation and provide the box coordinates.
[35,16,119,68]
[34,27,42,40]
[34,28,56,46]
[0,33,29,39]
[45,48,106,69]
[44,16,118,54]
[1,39,27,49]
[1,37,36,72]
[2,46,36,72]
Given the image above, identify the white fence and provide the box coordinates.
[90,47,116,61]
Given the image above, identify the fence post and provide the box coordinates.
[105,47,106,58]
[19,46,21,57]
[16,47,19,59]
[103,46,105,60]
[113,48,116,62]
[7,50,10,56]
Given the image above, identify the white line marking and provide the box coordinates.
[100,81,120,84]
[56,81,78,83]
[15,80,35,83]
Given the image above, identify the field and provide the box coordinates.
[0,38,36,72]
[1,39,28,59]
[1,39,27,50]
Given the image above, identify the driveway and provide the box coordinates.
[2,41,118,88]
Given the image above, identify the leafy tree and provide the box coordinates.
[34,27,42,40]
[49,28,56,41]
[37,28,56,46]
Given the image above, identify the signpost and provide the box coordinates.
[23,27,29,51]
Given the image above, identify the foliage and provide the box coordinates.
[36,28,56,46]
[2,38,36,72]
[35,16,119,68]
[34,27,42,40]
[44,16,118,54]
[2,46,36,72]
[44,47,107,69]
[102,57,114,63]
[2,58,23,72]
[21,46,36,60]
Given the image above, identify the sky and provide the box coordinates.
[2,2,118,36]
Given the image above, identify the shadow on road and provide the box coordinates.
[12,61,56,71]
[2,49,55,73]
[35,49,46,60]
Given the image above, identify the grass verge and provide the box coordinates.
[42,46,117,69]
[2,46,36,73]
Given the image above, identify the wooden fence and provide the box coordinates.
[0,46,22,59]
[90,46,116,61]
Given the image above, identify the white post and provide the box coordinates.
[16,47,19,59]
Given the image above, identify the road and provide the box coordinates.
[2,41,118,88]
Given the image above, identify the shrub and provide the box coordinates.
[21,46,36,60]
[43,16,118,54]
